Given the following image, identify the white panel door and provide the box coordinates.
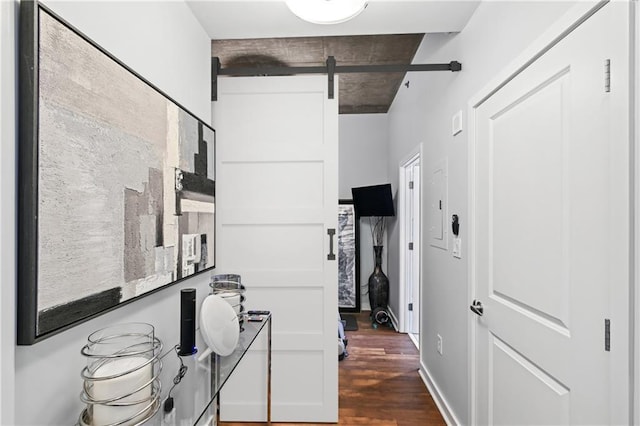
[411,163,420,336]
[472,3,629,425]
[407,160,420,336]
[212,75,338,422]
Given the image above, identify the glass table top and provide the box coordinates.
[152,314,271,425]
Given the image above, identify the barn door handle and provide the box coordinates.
[470,300,484,317]
[327,228,336,261]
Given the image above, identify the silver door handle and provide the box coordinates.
[327,228,336,261]
[470,300,483,316]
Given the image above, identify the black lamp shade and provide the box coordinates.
[351,184,395,217]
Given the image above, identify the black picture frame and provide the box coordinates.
[338,200,360,312]
[18,1,216,344]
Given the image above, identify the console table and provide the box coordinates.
[156,314,272,425]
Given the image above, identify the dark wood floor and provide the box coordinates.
[221,311,445,425]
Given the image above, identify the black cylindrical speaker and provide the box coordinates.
[178,288,197,356]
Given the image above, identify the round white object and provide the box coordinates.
[200,295,240,356]
[286,0,367,25]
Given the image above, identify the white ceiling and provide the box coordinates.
[186,0,481,40]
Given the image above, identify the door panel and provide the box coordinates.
[216,91,325,151]
[490,71,570,331]
[223,162,324,208]
[212,75,338,422]
[222,224,324,270]
[490,335,570,426]
[473,3,629,424]
[250,287,325,336]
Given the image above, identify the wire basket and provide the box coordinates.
[210,274,246,329]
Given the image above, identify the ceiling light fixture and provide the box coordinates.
[286,0,368,25]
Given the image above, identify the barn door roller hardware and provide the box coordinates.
[211,56,462,101]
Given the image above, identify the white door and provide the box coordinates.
[472,3,629,425]
[212,75,338,422]
[410,163,420,337]
[404,157,420,337]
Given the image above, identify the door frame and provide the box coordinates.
[398,143,423,335]
[634,2,639,424]
[467,1,632,424]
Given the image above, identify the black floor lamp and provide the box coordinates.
[351,184,395,328]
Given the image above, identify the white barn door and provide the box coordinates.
[212,75,338,422]
[471,3,630,425]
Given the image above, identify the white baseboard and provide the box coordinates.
[408,332,419,350]
[386,305,399,332]
[418,361,461,426]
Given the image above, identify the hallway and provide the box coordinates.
[221,311,445,425]
[337,311,444,425]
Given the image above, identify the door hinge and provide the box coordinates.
[408,242,414,250]
[604,59,611,93]
[439,200,442,210]
[604,318,610,351]
[409,181,414,189]
[408,303,413,311]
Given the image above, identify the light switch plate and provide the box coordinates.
[453,237,462,258]
[452,110,463,136]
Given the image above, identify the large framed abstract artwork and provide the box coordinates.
[17,2,216,344]
[338,200,360,312]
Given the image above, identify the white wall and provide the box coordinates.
[339,114,389,199]
[3,1,212,424]
[339,114,389,311]
[386,1,578,423]
[0,1,18,423]
[635,2,640,423]
[42,0,211,120]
